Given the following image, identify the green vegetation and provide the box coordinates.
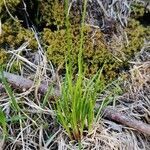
[0,0,149,82]
[0,0,20,14]
[0,21,37,70]
[0,49,7,64]
[0,107,7,139]
[130,2,145,18]
[0,0,149,148]
[56,67,104,140]
[55,0,123,141]
[0,68,19,140]
[0,70,20,112]
[55,0,104,140]
[43,18,149,81]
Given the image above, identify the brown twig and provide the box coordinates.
[0,71,60,96]
[0,71,150,135]
[103,107,150,135]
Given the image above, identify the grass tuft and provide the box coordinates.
[55,0,106,141]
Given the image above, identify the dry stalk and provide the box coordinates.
[0,71,150,136]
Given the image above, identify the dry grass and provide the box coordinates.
[0,1,150,149]
[0,37,150,149]
[56,45,150,150]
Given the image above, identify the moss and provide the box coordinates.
[0,0,20,11]
[0,0,20,8]
[0,20,38,70]
[41,2,149,82]
[0,0,21,20]
[0,0,149,82]
[122,19,149,59]
[42,25,125,81]
[0,21,37,49]
[130,2,145,19]
[0,49,7,65]
[38,0,65,29]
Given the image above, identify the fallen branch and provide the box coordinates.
[0,71,60,96]
[0,71,150,135]
[103,107,150,135]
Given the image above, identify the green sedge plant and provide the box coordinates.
[0,66,24,139]
[55,0,106,141]
[0,68,20,113]
[0,107,7,139]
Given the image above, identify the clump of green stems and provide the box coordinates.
[0,66,23,141]
[56,0,105,141]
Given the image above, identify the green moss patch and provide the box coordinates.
[0,0,149,83]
